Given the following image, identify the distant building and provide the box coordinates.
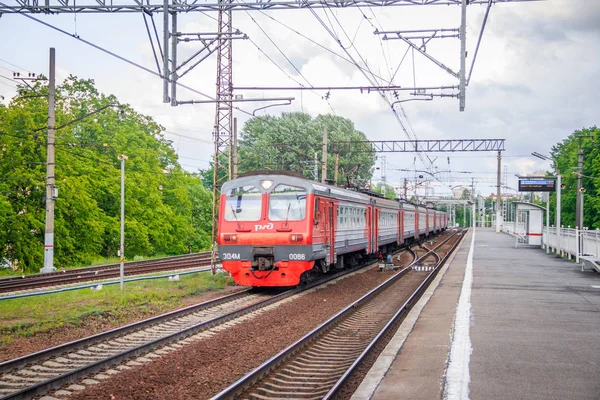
[489,193,517,199]
[452,187,470,199]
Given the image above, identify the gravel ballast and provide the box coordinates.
[70,265,397,400]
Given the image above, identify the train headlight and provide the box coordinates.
[224,234,238,242]
[261,180,274,190]
[289,234,304,242]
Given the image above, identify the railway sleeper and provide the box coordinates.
[275,369,342,379]
[297,353,351,362]
[318,338,361,347]
[261,381,333,392]
[282,365,349,375]
[289,359,353,369]
[0,380,33,389]
[245,393,323,400]
[308,346,361,357]
[250,387,329,398]
[16,369,60,378]
[267,376,339,385]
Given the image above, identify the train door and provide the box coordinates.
[366,207,372,253]
[415,211,419,237]
[319,199,335,265]
[373,207,379,253]
[398,211,403,245]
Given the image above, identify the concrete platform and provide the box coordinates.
[352,228,600,400]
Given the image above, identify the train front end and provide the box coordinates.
[217,174,315,287]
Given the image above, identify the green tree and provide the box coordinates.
[0,76,212,272]
[373,183,397,200]
[201,112,376,188]
[549,126,600,229]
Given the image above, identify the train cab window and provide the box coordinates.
[224,185,262,221]
[269,185,307,221]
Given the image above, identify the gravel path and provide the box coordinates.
[69,266,395,400]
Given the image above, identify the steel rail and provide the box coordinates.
[0,242,420,400]
[212,229,462,399]
[324,230,465,398]
[0,252,213,284]
[0,253,215,293]
[1,288,282,400]
[0,288,253,375]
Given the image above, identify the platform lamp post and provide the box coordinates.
[532,152,560,256]
[118,155,128,290]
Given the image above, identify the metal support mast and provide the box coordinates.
[42,47,57,274]
[576,136,584,229]
[459,0,467,111]
[496,150,501,232]
[211,0,234,274]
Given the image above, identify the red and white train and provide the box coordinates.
[218,172,448,287]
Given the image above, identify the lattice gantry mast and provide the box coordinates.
[211,0,234,267]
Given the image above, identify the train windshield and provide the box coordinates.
[268,185,307,221]
[224,185,262,221]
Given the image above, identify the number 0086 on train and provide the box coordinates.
[217,172,448,287]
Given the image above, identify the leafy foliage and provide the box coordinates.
[373,183,397,200]
[549,126,600,229]
[201,112,376,188]
[0,77,212,272]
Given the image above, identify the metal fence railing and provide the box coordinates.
[504,225,600,264]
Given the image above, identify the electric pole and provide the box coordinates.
[334,153,339,185]
[118,154,128,290]
[471,177,475,228]
[233,117,238,179]
[321,126,328,183]
[381,155,387,187]
[576,136,584,229]
[496,150,502,232]
[42,48,57,274]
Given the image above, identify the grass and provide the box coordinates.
[0,271,235,340]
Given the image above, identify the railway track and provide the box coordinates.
[0,232,448,399]
[0,288,281,400]
[0,252,215,294]
[0,241,418,400]
[213,229,464,400]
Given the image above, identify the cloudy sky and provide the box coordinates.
[1,0,598,198]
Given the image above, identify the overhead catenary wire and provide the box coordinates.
[244,11,337,115]
[253,10,388,83]
[0,3,256,117]
[306,5,431,173]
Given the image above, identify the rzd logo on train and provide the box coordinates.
[254,223,274,231]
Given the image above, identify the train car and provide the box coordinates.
[416,205,428,237]
[217,172,448,287]
[434,209,443,232]
[426,208,435,236]
[400,201,417,242]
